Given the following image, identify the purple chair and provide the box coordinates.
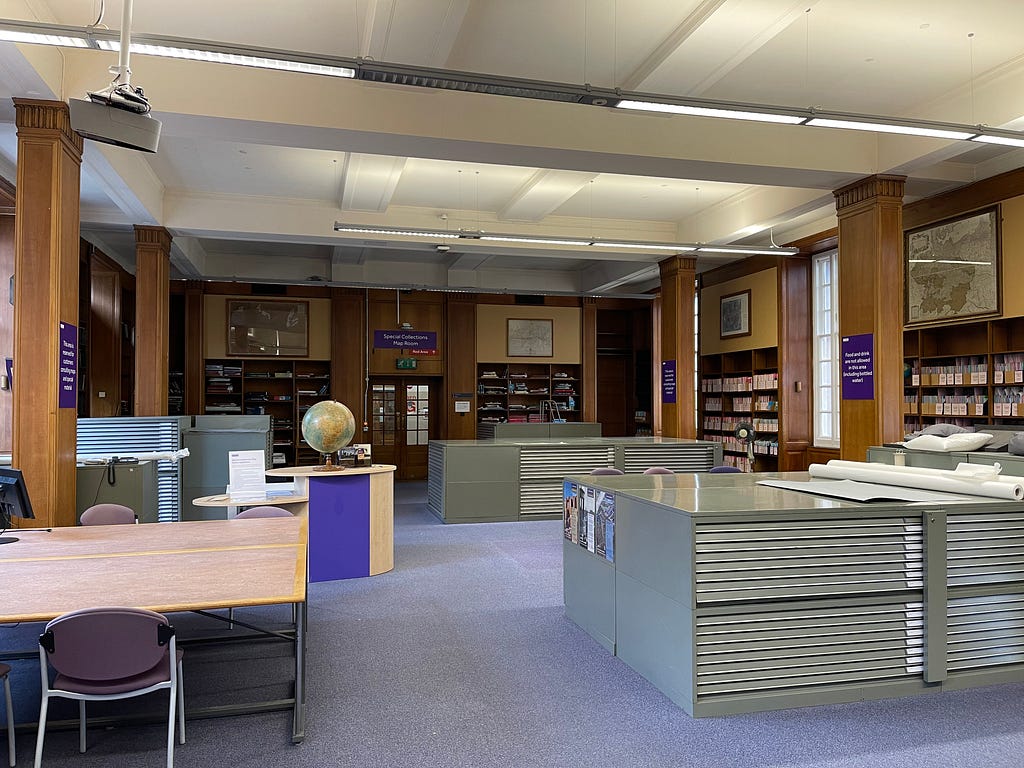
[79,504,136,526]
[233,506,293,519]
[643,467,674,475]
[35,607,184,768]
[708,465,743,474]
[0,663,13,767]
[589,468,625,476]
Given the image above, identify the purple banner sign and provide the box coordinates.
[58,322,77,409]
[661,359,677,404]
[373,329,438,350]
[841,333,874,400]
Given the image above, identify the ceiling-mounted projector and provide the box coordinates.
[69,93,161,154]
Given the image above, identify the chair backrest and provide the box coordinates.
[643,466,674,475]
[234,506,293,519]
[708,465,743,474]
[80,503,136,526]
[40,607,173,682]
[589,467,625,476]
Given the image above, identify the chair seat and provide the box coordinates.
[54,649,183,695]
[0,663,8,677]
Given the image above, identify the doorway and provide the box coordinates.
[370,378,439,481]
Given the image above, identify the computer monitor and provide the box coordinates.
[0,467,35,545]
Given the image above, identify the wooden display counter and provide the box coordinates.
[266,464,396,582]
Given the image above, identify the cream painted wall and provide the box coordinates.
[476,304,581,364]
[699,268,779,354]
[204,295,331,359]
[1001,196,1024,318]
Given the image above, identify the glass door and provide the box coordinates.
[371,378,437,481]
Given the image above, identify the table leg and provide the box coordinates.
[291,600,306,743]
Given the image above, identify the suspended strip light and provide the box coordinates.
[333,222,798,256]
[2,17,1023,146]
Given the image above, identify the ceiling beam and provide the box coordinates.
[338,153,407,212]
[498,169,598,222]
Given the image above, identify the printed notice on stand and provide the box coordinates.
[228,450,268,500]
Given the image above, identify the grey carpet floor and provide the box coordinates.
[13,482,1024,767]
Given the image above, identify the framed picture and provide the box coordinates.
[905,207,1000,326]
[507,318,553,357]
[720,290,751,339]
[226,299,309,357]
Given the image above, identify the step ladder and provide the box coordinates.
[541,399,566,423]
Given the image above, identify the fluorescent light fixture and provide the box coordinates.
[908,259,935,263]
[333,224,461,239]
[479,235,592,246]
[0,29,89,47]
[698,246,799,256]
[935,260,991,265]
[616,99,806,125]
[592,241,697,252]
[334,222,798,256]
[805,117,976,141]
[96,40,354,78]
[971,133,1024,148]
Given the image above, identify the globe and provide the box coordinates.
[301,401,356,460]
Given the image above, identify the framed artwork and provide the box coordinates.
[507,318,553,357]
[226,299,309,357]
[905,207,1000,326]
[720,290,751,339]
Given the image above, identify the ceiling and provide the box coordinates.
[0,0,1022,295]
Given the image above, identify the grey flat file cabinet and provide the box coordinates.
[563,470,1024,716]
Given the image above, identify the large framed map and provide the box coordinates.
[905,208,1000,326]
[507,318,553,357]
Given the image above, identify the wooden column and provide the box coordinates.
[133,225,172,416]
[582,297,598,422]
[183,280,204,415]
[834,175,906,461]
[444,294,477,440]
[330,287,366,433]
[0,214,14,452]
[658,256,697,438]
[13,99,83,528]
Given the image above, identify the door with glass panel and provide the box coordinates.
[370,378,436,481]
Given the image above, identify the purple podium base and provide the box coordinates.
[308,474,371,582]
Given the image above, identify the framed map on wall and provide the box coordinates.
[507,318,553,357]
[905,208,1000,326]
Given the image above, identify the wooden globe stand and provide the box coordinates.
[314,451,344,472]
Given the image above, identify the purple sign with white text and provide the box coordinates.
[58,322,77,409]
[373,329,437,350]
[662,360,677,404]
[841,333,874,400]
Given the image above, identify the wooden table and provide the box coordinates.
[191,491,310,518]
[0,518,310,742]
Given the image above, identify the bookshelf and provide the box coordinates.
[477,363,581,424]
[903,317,1024,434]
[698,347,779,471]
[204,358,330,466]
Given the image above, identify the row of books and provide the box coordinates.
[205,363,242,377]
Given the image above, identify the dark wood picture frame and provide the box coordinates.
[720,290,751,339]
[507,318,553,357]
[226,299,310,357]
[904,206,1000,326]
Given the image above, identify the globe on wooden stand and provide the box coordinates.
[301,400,356,471]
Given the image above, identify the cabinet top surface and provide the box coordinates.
[571,471,1011,516]
[431,436,719,448]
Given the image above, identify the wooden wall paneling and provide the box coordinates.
[582,298,598,422]
[778,258,812,470]
[184,281,204,415]
[903,166,1024,231]
[133,226,172,416]
[12,99,82,528]
[368,290,444,375]
[88,263,122,417]
[834,175,906,462]
[444,295,477,440]
[0,216,12,452]
[651,294,662,436]
[330,288,367,433]
[658,256,697,438]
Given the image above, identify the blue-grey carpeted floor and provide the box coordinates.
[14,482,1024,767]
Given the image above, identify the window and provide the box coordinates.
[813,250,840,448]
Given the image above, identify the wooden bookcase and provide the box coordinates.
[477,363,581,424]
[698,347,779,471]
[903,316,1024,434]
[204,358,331,466]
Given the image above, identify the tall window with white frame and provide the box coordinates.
[813,250,840,448]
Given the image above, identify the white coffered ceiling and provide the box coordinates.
[0,0,1022,294]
